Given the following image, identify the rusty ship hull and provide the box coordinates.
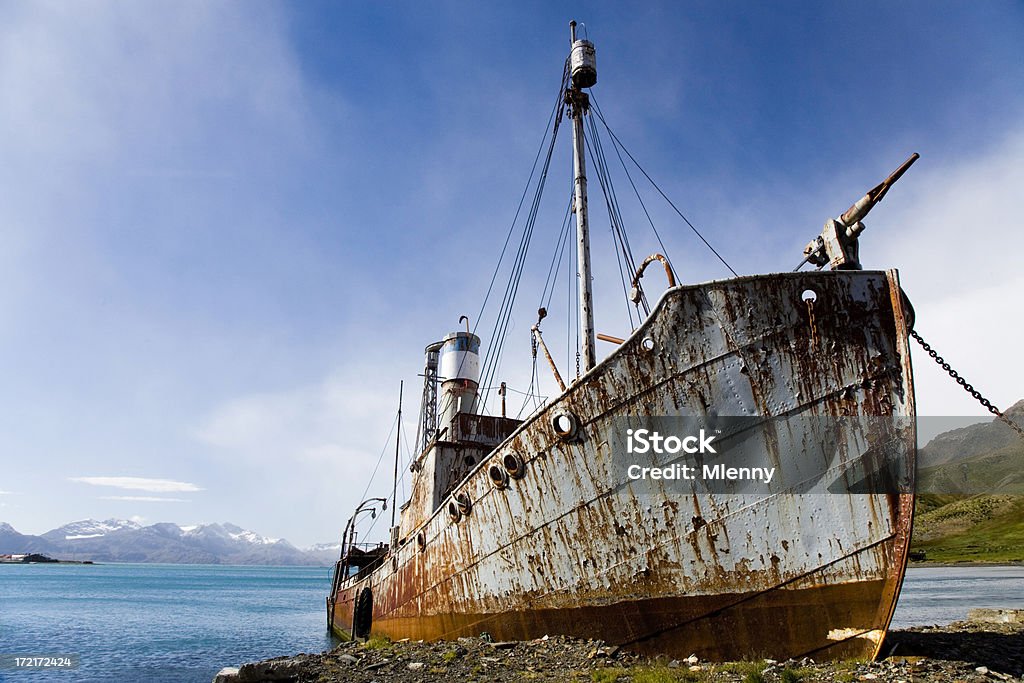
[329,268,916,661]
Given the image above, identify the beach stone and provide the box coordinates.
[969,609,1024,625]
[338,654,358,665]
[212,667,239,682]
[237,657,303,681]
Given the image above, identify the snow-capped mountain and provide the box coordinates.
[180,522,281,545]
[305,541,343,564]
[307,542,342,552]
[3,520,322,565]
[42,518,143,541]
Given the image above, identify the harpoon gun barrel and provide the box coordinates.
[840,153,919,226]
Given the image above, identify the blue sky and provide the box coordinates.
[1,2,1022,547]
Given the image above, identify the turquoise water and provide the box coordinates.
[0,563,335,682]
[2,563,1023,682]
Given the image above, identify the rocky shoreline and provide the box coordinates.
[214,612,1024,683]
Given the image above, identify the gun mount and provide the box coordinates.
[802,153,919,270]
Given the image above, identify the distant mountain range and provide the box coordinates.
[918,399,1024,495]
[0,519,341,566]
[913,399,1024,563]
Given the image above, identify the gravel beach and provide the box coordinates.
[214,616,1023,682]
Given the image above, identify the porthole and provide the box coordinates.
[488,464,509,490]
[502,452,526,479]
[455,492,472,516]
[416,531,426,551]
[552,411,580,441]
[447,500,462,523]
[641,337,655,352]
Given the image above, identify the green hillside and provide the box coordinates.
[909,402,1024,563]
[911,494,1024,562]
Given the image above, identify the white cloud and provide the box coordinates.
[191,360,422,545]
[69,477,202,493]
[98,496,190,503]
[871,127,1024,416]
[194,364,400,466]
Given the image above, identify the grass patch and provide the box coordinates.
[912,495,1024,562]
[591,666,703,683]
[591,669,625,683]
[780,667,809,683]
[720,662,763,675]
[361,635,392,650]
[631,667,687,683]
[718,661,768,683]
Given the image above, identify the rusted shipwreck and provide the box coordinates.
[329,22,917,661]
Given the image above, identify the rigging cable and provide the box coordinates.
[591,96,676,277]
[520,186,574,418]
[590,97,739,278]
[587,113,642,276]
[454,59,568,417]
[584,115,645,322]
[589,112,651,316]
[477,61,570,404]
[539,186,576,313]
[362,412,416,543]
[353,410,399,519]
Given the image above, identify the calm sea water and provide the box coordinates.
[890,565,1024,628]
[0,563,335,683]
[2,563,1023,682]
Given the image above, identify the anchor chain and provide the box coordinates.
[910,329,1024,439]
[806,298,819,345]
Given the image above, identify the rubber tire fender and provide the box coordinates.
[352,587,373,639]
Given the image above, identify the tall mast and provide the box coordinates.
[391,380,403,531]
[568,20,597,373]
